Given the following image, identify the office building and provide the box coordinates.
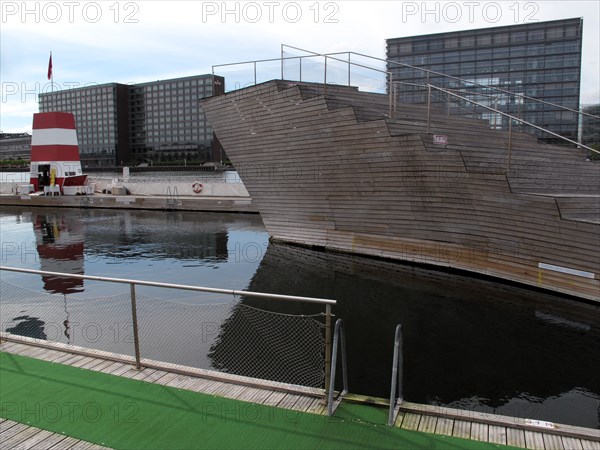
[386,18,583,143]
[39,74,224,167]
[0,133,31,161]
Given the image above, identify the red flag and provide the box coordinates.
[47,53,52,80]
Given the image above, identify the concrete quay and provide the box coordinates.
[0,193,258,213]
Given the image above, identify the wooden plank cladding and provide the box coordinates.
[200,80,600,302]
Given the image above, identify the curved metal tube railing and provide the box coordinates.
[388,324,404,426]
[327,318,348,416]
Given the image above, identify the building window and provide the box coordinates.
[546,27,564,39]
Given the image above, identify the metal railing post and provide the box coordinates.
[280,44,284,80]
[389,80,393,118]
[388,324,403,426]
[507,120,513,171]
[324,304,332,402]
[327,319,348,416]
[253,61,257,85]
[130,283,142,370]
[426,85,432,134]
[324,56,328,96]
[347,52,351,86]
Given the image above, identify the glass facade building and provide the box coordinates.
[386,18,583,143]
[39,83,129,167]
[39,74,224,167]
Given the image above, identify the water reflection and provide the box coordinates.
[5,315,47,340]
[244,243,600,428]
[34,213,85,294]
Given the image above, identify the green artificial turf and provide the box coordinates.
[0,351,516,449]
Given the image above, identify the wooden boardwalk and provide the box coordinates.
[1,337,599,450]
[0,418,109,450]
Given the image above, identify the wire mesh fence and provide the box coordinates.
[0,276,329,389]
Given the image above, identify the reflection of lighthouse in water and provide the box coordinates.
[33,213,85,294]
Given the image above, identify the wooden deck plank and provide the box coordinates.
[194,379,228,395]
[543,433,566,450]
[452,420,472,440]
[579,439,600,450]
[262,391,287,407]
[12,429,57,450]
[231,386,264,402]
[401,412,422,431]
[470,422,489,442]
[47,436,88,450]
[60,354,88,367]
[109,363,137,377]
[208,381,238,397]
[83,359,115,372]
[97,361,127,374]
[0,419,18,431]
[488,425,507,445]
[0,422,30,443]
[78,358,110,370]
[560,437,583,450]
[417,415,438,434]
[525,430,546,449]
[245,388,280,405]
[1,427,44,449]
[69,356,101,368]
[127,368,156,381]
[136,369,170,383]
[507,427,527,448]
[392,410,406,428]
[290,395,316,413]
[434,417,454,436]
[276,393,301,410]
[305,398,327,415]
[14,431,69,450]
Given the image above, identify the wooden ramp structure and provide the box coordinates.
[1,336,599,449]
[200,80,599,301]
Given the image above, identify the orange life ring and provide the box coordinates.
[192,182,203,193]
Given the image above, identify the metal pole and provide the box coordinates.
[347,52,351,86]
[324,304,332,402]
[388,324,403,426]
[389,80,393,118]
[253,61,257,85]
[299,57,302,82]
[280,44,284,80]
[507,120,513,171]
[130,283,142,369]
[494,98,498,128]
[324,56,328,96]
[427,85,432,134]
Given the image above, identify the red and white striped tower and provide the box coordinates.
[29,112,87,191]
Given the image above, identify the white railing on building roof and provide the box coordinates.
[210,44,599,155]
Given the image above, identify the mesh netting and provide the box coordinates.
[0,279,327,388]
[208,303,326,388]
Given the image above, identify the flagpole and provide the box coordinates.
[50,51,53,94]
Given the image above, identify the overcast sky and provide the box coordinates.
[1,0,599,133]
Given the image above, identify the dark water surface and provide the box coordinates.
[1,206,599,429]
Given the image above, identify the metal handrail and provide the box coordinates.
[425,84,599,155]
[388,324,403,426]
[325,49,600,120]
[327,318,348,416]
[0,266,337,305]
[1,266,337,382]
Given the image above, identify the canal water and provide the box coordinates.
[1,206,599,429]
